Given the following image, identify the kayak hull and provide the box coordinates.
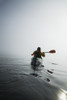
[31,57,42,67]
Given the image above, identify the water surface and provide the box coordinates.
[0,57,67,100]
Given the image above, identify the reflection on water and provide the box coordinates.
[43,59,67,91]
[58,89,67,100]
[59,93,66,100]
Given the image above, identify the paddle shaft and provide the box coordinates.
[44,50,56,53]
[44,52,49,53]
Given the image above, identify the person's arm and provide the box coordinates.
[31,51,36,56]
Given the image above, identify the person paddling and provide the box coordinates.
[31,47,45,59]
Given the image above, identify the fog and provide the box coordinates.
[0,0,67,66]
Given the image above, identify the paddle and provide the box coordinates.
[44,50,56,53]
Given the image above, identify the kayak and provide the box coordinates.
[31,57,42,66]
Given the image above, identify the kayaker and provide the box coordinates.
[31,47,45,59]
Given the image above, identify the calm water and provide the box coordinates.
[0,57,67,100]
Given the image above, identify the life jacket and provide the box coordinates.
[34,51,41,58]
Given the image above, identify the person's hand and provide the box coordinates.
[42,52,45,57]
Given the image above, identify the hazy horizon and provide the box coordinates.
[0,0,67,67]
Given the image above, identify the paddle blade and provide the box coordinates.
[49,50,56,53]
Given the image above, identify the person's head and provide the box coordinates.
[37,47,41,52]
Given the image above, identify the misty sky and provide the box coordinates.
[0,0,67,66]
